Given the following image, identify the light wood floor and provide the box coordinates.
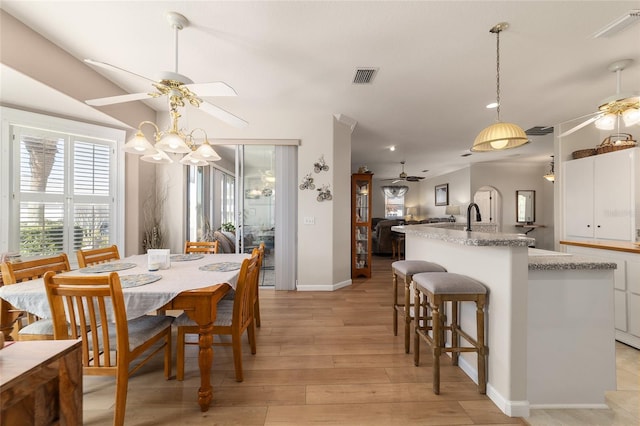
[82,255,639,425]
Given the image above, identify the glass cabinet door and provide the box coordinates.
[352,173,372,278]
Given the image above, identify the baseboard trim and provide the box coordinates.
[296,279,352,292]
[458,356,530,417]
[530,403,609,410]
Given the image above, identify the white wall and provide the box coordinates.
[471,162,554,249]
[419,167,472,220]
[332,118,352,287]
[414,162,555,250]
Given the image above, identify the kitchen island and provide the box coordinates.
[393,223,616,417]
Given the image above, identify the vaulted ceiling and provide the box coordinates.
[1,1,639,179]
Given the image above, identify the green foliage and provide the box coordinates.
[221,222,236,233]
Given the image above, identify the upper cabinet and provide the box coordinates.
[564,148,639,241]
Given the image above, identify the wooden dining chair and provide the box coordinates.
[175,252,260,382]
[43,271,173,426]
[0,253,71,340]
[76,244,120,268]
[253,243,265,328]
[184,240,219,254]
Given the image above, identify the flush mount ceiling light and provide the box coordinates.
[472,22,529,152]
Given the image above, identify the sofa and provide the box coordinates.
[371,217,451,255]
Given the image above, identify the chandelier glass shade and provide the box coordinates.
[472,22,529,152]
[123,103,221,166]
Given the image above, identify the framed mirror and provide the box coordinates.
[516,190,535,224]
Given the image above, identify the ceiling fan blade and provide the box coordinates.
[185,82,237,97]
[558,113,603,138]
[84,59,156,83]
[86,92,152,106]
[198,100,248,128]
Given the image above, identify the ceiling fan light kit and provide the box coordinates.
[560,59,640,137]
[85,11,247,166]
[472,22,529,152]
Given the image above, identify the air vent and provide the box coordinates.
[353,68,378,84]
[525,126,554,136]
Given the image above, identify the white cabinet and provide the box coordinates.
[564,148,638,241]
[565,245,640,349]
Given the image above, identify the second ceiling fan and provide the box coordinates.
[384,161,425,183]
[84,11,248,128]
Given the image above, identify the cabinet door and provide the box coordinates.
[594,150,632,240]
[564,157,594,238]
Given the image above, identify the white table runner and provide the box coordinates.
[0,253,249,320]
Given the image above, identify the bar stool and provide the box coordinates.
[413,272,488,394]
[392,260,447,353]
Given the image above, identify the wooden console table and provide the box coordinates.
[1,339,82,425]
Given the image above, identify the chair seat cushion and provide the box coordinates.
[17,319,54,336]
[89,315,174,352]
[392,260,446,276]
[413,272,487,295]
[174,300,234,328]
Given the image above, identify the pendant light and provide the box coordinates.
[543,156,555,182]
[472,22,529,152]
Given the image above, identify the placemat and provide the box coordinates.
[79,262,137,273]
[119,274,162,289]
[170,253,205,262]
[199,262,242,272]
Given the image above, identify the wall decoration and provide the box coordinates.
[435,183,449,206]
[299,173,315,190]
[314,155,329,173]
[316,184,333,202]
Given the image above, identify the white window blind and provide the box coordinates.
[13,127,116,256]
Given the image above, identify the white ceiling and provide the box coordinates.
[1,1,639,179]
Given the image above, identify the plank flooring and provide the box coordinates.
[81,255,639,425]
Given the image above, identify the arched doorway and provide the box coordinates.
[473,186,502,231]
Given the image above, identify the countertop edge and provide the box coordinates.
[560,240,640,255]
[393,223,534,247]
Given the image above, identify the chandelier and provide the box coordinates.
[472,22,529,152]
[123,100,221,166]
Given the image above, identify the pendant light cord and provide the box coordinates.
[495,27,501,122]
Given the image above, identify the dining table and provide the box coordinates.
[0,252,250,412]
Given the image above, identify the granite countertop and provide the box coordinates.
[527,248,617,271]
[392,223,534,247]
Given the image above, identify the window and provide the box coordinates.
[385,194,405,218]
[1,108,125,258]
[382,185,408,218]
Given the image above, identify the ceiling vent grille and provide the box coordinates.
[353,68,378,84]
[525,126,554,136]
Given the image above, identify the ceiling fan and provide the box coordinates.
[559,59,640,137]
[383,161,425,183]
[84,11,248,128]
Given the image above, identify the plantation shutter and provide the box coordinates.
[14,127,116,256]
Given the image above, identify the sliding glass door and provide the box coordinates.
[186,143,297,290]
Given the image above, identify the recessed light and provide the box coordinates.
[389,145,396,151]
[486,102,499,109]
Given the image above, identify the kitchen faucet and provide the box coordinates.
[466,203,482,231]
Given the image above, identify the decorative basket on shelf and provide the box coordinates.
[571,148,597,159]
[595,133,637,155]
